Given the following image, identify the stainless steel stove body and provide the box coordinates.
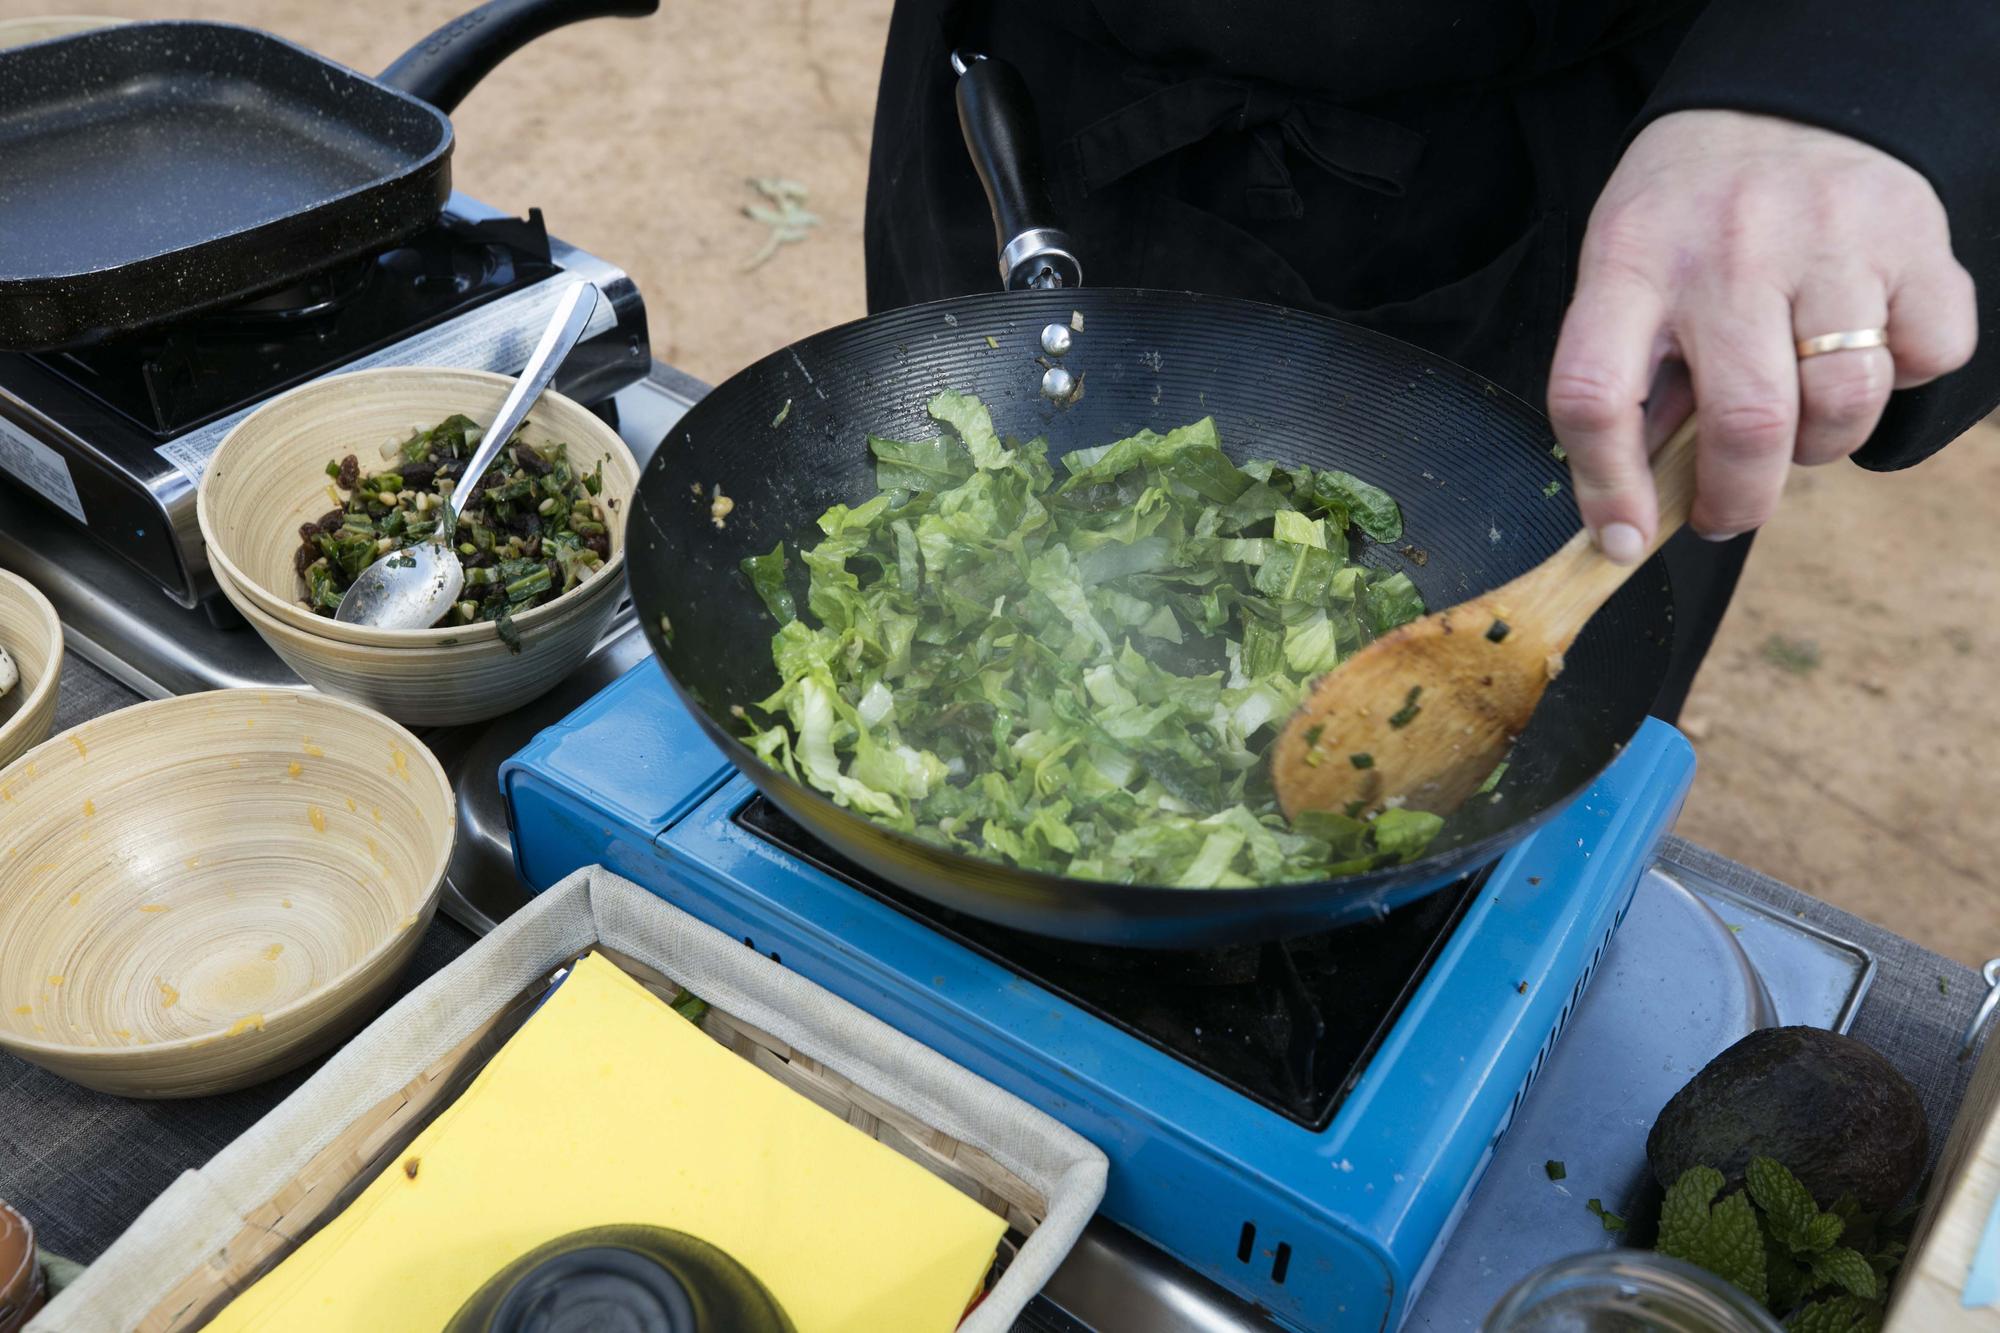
[0,193,650,612]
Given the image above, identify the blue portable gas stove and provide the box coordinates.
[502,661,1694,1331]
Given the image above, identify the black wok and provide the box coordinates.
[627,57,1674,947]
[0,0,655,351]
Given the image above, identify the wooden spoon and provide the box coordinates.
[1272,416,1699,820]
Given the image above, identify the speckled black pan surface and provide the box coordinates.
[0,21,451,350]
[630,288,1675,946]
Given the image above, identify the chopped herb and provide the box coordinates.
[1486,619,1511,643]
[295,414,610,632]
[1939,975,1950,995]
[984,335,1000,350]
[1350,753,1375,769]
[1541,479,1562,499]
[1387,686,1423,728]
[1586,1198,1627,1232]
[1302,723,1325,748]
[670,989,709,1024]
[1516,980,1529,994]
[1474,761,1509,795]
[1304,749,1325,767]
[772,399,793,427]
[1550,443,1568,462]
[1545,1160,1567,1181]
[1727,923,1745,934]
[493,604,523,654]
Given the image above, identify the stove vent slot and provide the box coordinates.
[1494,920,1622,1146]
[1234,1222,1294,1286]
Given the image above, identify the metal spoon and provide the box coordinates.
[334,281,600,630]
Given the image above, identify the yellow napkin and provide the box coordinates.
[210,952,1006,1331]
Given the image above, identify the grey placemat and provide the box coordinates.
[1664,834,1988,1177]
[49,652,138,736]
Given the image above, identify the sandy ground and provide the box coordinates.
[8,0,1994,964]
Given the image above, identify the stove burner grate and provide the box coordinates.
[28,212,560,438]
[734,796,1481,1129]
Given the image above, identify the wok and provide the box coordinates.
[627,56,1675,947]
[0,0,655,351]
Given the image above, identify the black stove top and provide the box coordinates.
[735,797,1479,1130]
[24,211,559,439]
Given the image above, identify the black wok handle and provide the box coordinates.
[953,52,1082,291]
[380,0,659,115]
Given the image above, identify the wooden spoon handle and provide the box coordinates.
[1510,415,1700,645]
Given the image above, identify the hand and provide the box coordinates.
[1548,110,1977,561]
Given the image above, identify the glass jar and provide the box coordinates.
[1484,1250,1784,1333]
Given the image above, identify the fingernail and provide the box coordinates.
[1694,528,1743,543]
[1596,522,1645,564]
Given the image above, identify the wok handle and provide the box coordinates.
[380,0,659,115]
[953,52,1082,292]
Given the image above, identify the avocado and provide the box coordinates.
[1646,1026,1927,1213]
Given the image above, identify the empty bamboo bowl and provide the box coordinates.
[0,690,455,1098]
[0,569,62,771]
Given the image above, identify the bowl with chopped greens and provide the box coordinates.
[197,368,638,724]
[201,367,636,648]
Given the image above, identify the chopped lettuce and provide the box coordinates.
[738,390,1438,886]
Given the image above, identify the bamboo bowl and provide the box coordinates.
[196,366,638,651]
[0,569,63,771]
[0,690,455,1098]
[208,559,614,727]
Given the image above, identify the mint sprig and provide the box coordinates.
[1655,1157,1904,1325]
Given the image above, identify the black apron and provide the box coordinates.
[863,0,1745,722]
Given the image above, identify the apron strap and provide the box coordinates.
[1057,76,1427,220]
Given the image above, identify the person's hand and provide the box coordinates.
[1548,109,1977,562]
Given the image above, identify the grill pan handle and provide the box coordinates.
[380,0,660,116]
[953,52,1082,291]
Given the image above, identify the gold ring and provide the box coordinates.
[1796,328,1889,359]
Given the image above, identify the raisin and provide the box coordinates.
[335,454,360,490]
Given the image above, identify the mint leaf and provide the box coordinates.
[1807,1247,1879,1301]
[1786,1295,1885,1333]
[1804,1212,1846,1254]
[1767,1241,1816,1314]
[1748,1156,1834,1254]
[1659,1165,1727,1256]
[1658,1167,1766,1304]
[1544,1160,1566,1182]
[1702,1192,1770,1304]
[1585,1198,1627,1232]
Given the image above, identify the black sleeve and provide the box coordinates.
[1634,0,2000,471]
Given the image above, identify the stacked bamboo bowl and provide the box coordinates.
[197,367,640,726]
[0,569,62,770]
[0,691,455,1097]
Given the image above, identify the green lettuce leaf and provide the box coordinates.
[734,403,1442,886]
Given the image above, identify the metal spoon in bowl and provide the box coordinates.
[334,281,600,630]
